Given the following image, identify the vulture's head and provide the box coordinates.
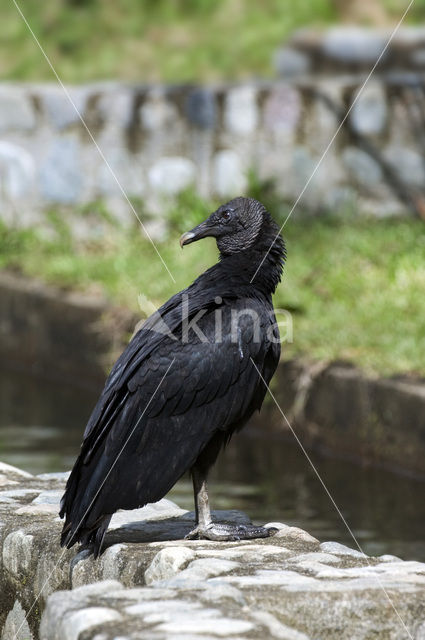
[180,196,271,256]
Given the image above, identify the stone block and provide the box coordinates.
[384,146,425,188]
[323,27,388,64]
[144,546,195,584]
[263,85,301,133]
[0,86,36,132]
[213,150,246,197]
[139,90,178,131]
[39,137,83,204]
[185,88,217,129]
[342,147,383,189]
[274,47,311,77]
[350,82,387,135]
[0,141,35,200]
[148,156,195,195]
[224,86,258,135]
[41,85,89,130]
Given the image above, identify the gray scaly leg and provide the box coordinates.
[185,466,274,541]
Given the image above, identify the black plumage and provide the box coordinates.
[60,197,286,556]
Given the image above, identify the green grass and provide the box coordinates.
[1,195,424,376]
[3,1,425,83]
[0,0,337,83]
[2,0,336,82]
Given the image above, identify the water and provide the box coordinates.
[1,367,424,561]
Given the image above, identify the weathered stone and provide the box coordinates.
[53,607,122,640]
[41,86,89,130]
[109,498,186,529]
[213,150,246,197]
[1,600,33,640]
[32,490,64,505]
[3,530,34,576]
[185,88,217,129]
[15,503,58,516]
[199,582,245,606]
[384,146,425,188]
[0,488,41,500]
[39,137,83,203]
[148,156,195,195]
[342,147,383,189]
[266,522,319,545]
[0,86,36,131]
[224,86,258,135]
[144,546,195,584]
[410,48,425,67]
[139,91,178,131]
[251,610,311,640]
[350,82,387,135]
[320,541,367,558]
[97,86,134,129]
[274,47,311,77]
[0,467,424,640]
[157,616,254,636]
[97,147,144,198]
[263,85,301,133]
[0,462,33,479]
[36,472,70,481]
[323,27,388,64]
[0,141,35,200]
[0,474,18,488]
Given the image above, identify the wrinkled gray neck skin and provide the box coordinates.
[216,199,264,255]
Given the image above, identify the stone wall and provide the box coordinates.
[1,462,425,640]
[1,27,425,226]
[0,272,136,386]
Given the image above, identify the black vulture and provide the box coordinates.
[60,196,286,557]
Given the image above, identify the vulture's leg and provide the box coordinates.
[185,464,275,541]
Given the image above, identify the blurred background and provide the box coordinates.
[0,0,424,560]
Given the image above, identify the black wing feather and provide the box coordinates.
[60,293,279,551]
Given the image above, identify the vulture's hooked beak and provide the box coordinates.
[179,219,215,248]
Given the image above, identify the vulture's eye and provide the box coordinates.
[220,209,232,222]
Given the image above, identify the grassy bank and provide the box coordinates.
[1,196,424,376]
[3,0,424,83]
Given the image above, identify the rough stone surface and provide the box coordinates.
[0,86,36,132]
[144,546,195,585]
[39,137,83,203]
[263,85,301,134]
[385,146,425,188]
[0,51,423,217]
[0,141,35,200]
[274,47,311,78]
[224,86,258,135]
[272,359,425,478]
[148,156,196,195]
[213,150,246,197]
[323,27,388,64]
[0,271,137,385]
[342,146,383,190]
[1,600,33,640]
[41,85,89,130]
[350,82,388,135]
[185,88,217,129]
[0,462,424,640]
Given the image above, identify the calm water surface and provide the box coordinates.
[0,367,424,561]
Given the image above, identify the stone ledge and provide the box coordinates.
[272,359,425,477]
[1,462,424,640]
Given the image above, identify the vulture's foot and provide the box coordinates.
[185,522,277,541]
